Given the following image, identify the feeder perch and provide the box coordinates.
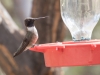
[30,40,100,67]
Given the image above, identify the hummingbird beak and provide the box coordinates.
[32,16,49,20]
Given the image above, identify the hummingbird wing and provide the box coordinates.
[13,31,33,57]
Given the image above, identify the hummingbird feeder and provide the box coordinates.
[30,0,100,67]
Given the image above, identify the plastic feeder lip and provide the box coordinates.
[30,40,100,67]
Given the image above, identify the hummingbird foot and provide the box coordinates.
[31,44,39,48]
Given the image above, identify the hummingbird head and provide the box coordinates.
[25,18,35,27]
[25,16,49,27]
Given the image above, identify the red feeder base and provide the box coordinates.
[30,40,100,67]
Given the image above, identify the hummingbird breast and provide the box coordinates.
[25,27,38,50]
[26,33,38,50]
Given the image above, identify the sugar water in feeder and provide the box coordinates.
[60,0,100,41]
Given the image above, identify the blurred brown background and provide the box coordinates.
[0,0,100,75]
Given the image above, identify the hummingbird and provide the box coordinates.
[13,16,48,57]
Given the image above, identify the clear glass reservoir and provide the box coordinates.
[60,0,100,41]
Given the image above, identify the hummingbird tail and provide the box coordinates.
[13,49,25,57]
[13,52,18,57]
[13,48,28,57]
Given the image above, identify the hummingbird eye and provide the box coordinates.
[25,19,35,27]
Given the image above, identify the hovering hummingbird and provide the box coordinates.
[13,16,48,57]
